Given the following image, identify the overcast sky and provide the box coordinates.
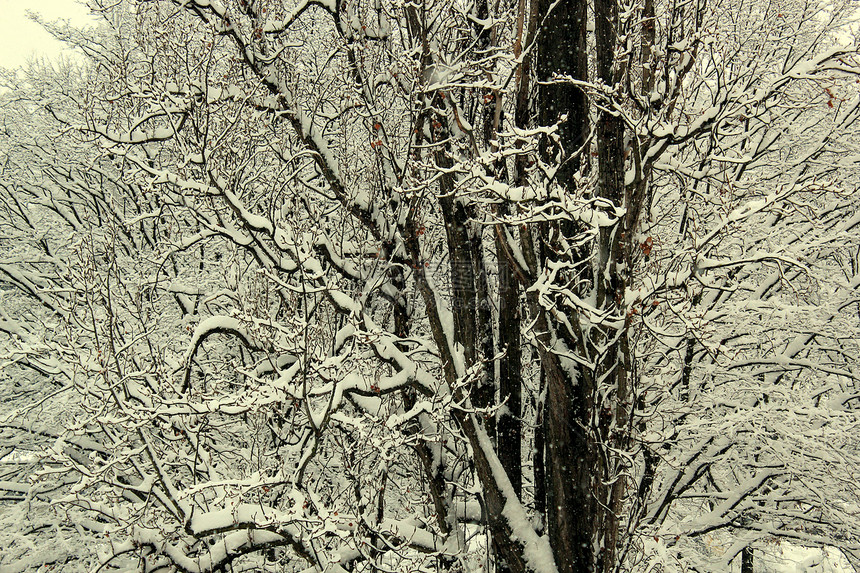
[0,0,94,69]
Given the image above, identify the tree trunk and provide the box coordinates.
[534,0,616,569]
[741,547,754,573]
[497,210,522,498]
[536,0,588,189]
[594,0,630,569]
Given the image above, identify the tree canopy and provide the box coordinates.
[1,0,859,571]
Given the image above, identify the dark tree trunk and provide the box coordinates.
[493,260,521,573]
[497,204,522,499]
[594,0,630,570]
[533,382,546,527]
[537,0,588,189]
[741,547,754,573]
[534,1,600,572]
[641,0,656,93]
[392,264,454,537]
[435,145,495,427]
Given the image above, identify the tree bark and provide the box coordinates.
[533,1,603,572]
[497,212,522,499]
[594,0,630,570]
[741,547,754,573]
[537,0,589,188]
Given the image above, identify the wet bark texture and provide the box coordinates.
[537,0,589,189]
[535,0,597,571]
[742,547,754,573]
[533,0,631,570]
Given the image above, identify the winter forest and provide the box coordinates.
[0,0,859,571]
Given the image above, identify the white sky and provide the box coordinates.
[0,0,94,69]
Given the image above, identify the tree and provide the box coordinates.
[0,0,859,571]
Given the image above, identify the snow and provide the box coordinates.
[473,418,558,573]
[334,323,355,352]
[296,108,342,183]
[187,316,243,349]
[2,3,859,573]
[385,400,431,429]
[222,190,274,234]
[327,290,359,313]
[380,518,444,552]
